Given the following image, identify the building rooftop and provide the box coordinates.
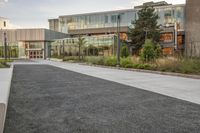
[135,1,172,9]
[0,17,8,20]
[49,1,185,20]
[59,9,134,18]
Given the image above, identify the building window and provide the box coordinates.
[164,10,171,17]
[88,16,92,24]
[176,8,182,18]
[160,32,173,43]
[4,21,6,27]
[164,9,173,24]
[105,15,108,23]
[135,12,138,20]
[111,15,117,23]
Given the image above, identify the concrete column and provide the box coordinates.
[185,0,200,57]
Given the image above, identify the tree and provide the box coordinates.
[140,39,155,62]
[77,35,86,61]
[154,43,162,58]
[140,39,162,62]
[128,6,160,52]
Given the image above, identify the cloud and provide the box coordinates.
[0,0,8,3]
[0,0,8,7]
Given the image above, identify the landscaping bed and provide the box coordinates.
[60,56,200,76]
[0,59,13,68]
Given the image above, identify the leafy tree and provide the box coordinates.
[128,6,160,52]
[77,35,86,61]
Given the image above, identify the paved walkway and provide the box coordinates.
[39,60,200,105]
[4,63,200,133]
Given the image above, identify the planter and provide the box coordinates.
[0,65,13,133]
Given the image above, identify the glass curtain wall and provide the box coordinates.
[0,41,19,58]
[59,10,135,33]
[58,6,184,34]
[155,5,185,29]
[50,35,115,57]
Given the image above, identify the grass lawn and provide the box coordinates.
[0,59,13,68]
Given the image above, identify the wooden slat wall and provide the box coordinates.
[17,29,45,41]
[0,30,17,42]
[0,29,67,42]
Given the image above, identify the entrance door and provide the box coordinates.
[29,50,43,59]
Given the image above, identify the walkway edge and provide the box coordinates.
[0,65,14,133]
[80,63,200,79]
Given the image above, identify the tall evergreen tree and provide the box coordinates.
[128,6,160,52]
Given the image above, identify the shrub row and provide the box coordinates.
[85,56,117,66]
[61,56,200,75]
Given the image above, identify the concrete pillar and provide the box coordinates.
[185,0,200,57]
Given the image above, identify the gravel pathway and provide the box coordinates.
[4,65,200,133]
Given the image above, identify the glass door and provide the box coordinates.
[29,50,43,59]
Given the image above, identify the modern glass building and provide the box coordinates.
[1,1,194,59]
[49,1,185,55]
[49,9,135,40]
[0,29,67,59]
[50,34,116,57]
[49,2,185,33]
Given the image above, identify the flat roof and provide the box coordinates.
[49,3,185,20]
[59,9,134,18]
[134,4,185,10]
[0,17,8,20]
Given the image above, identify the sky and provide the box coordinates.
[0,0,185,28]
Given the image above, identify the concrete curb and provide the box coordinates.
[48,58,63,62]
[80,63,200,79]
[0,65,13,133]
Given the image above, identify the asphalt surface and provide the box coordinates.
[4,65,200,133]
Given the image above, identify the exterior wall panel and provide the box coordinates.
[49,19,59,32]
[45,29,68,41]
[0,30,17,42]
[17,29,45,41]
[185,0,200,57]
[0,29,68,59]
[68,26,129,35]
[0,29,67,42]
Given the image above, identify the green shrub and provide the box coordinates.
[156,58,200,75]
[0,59,12,68]
[120,57,133,68]
[104,56,117,66]
[121,44,129,58]
[140,39,156,62]
[125,64,134,68]
[132,63,140,69]
[131,63,155,70]
[63,56,79,61]
[51,55,63,59]
[85,56,104,65]
[137,64,146,69]
[178,59,200,74]
[154,44,162,58]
